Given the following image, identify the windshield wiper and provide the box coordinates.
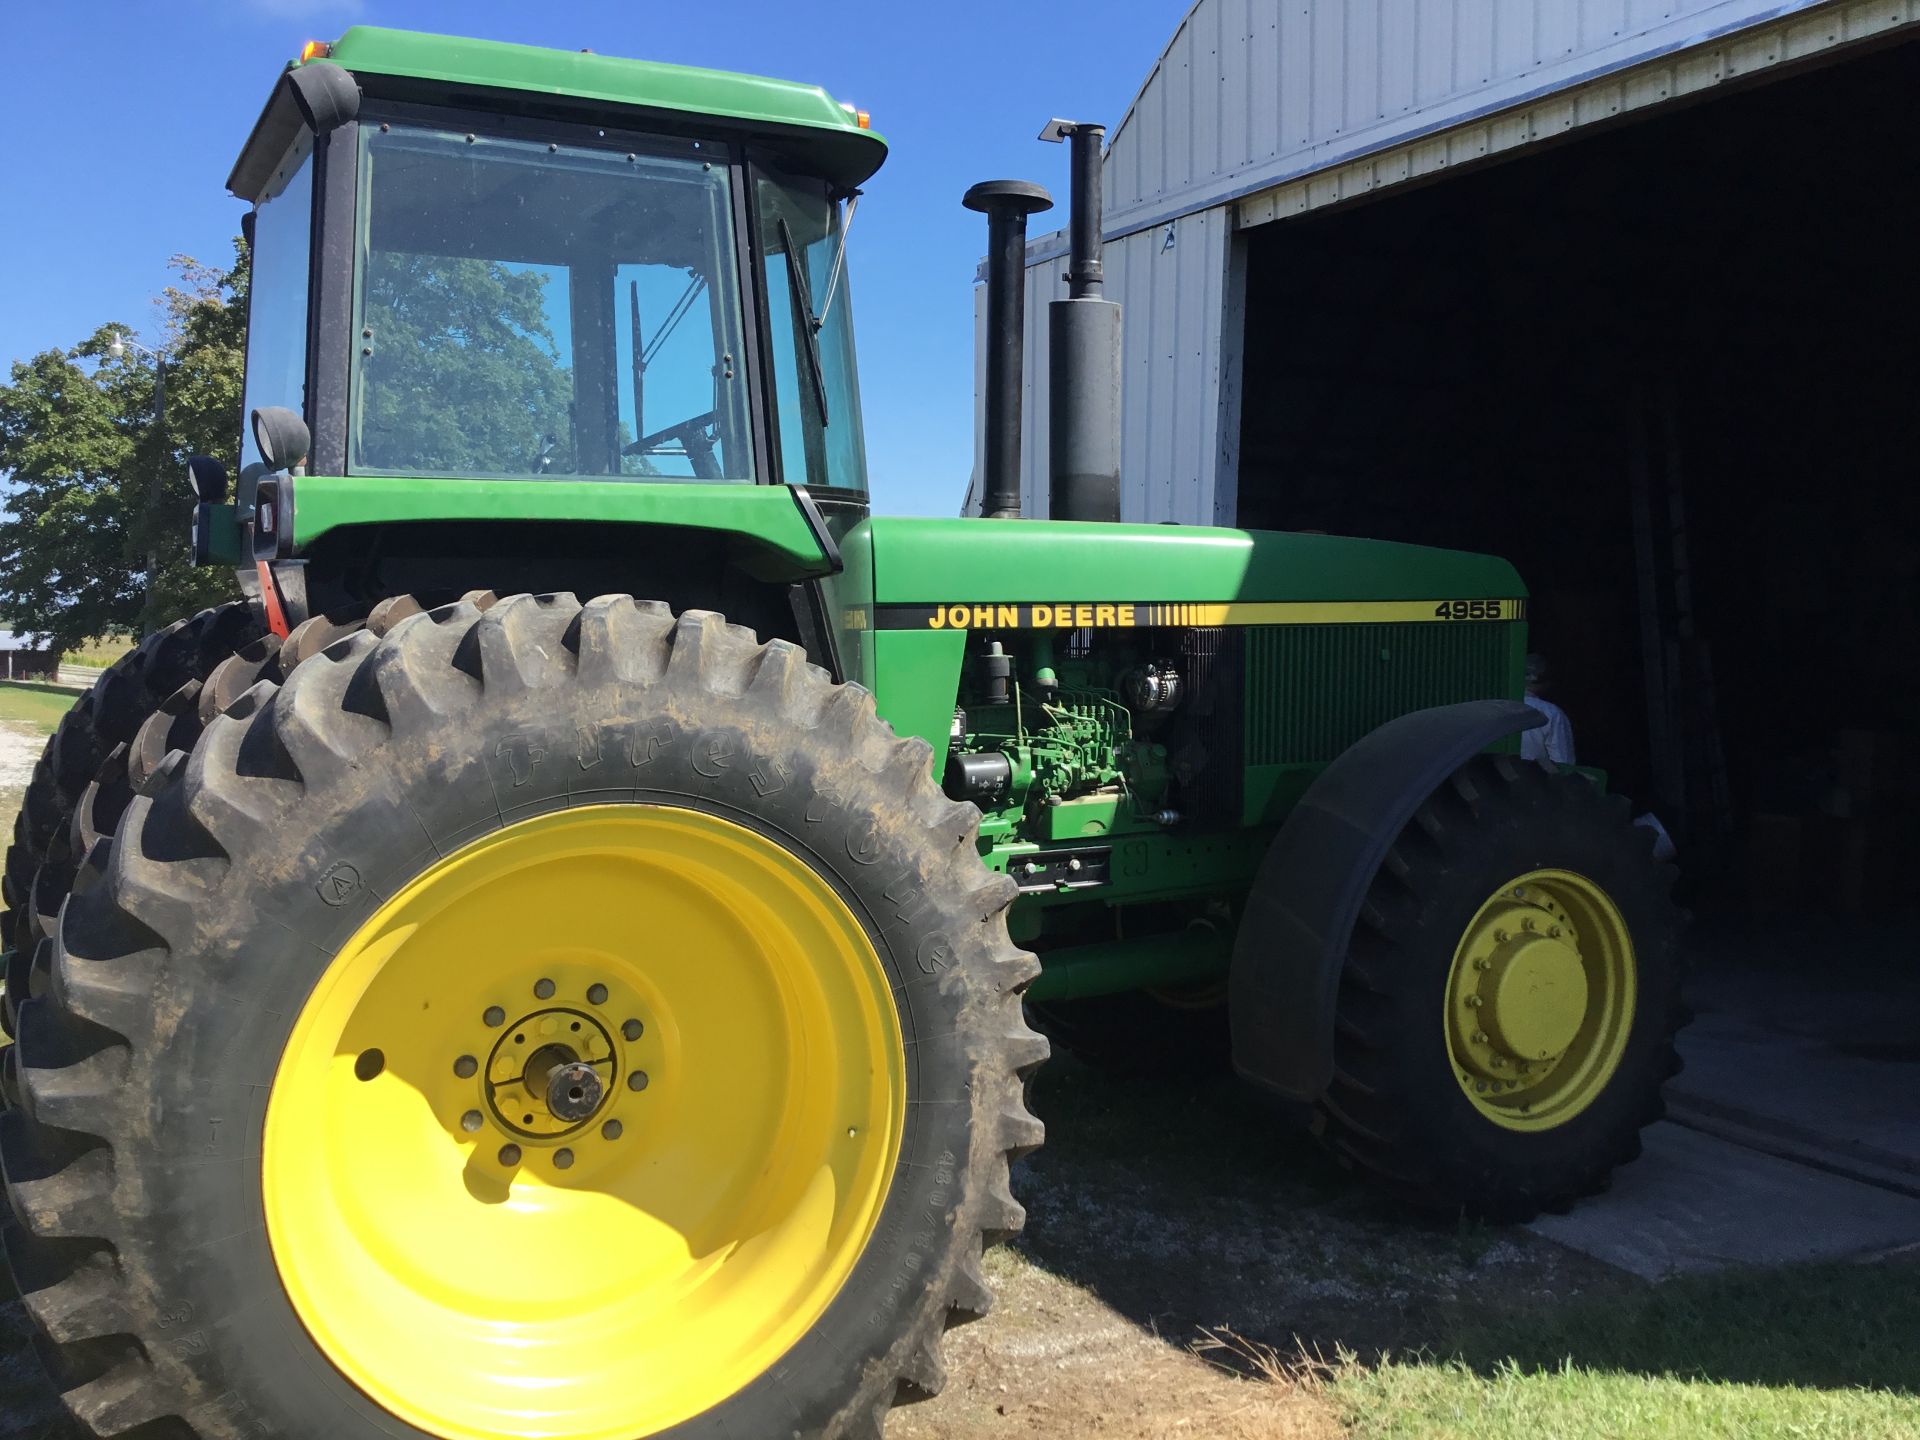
[776,216,830,426]
[815,191,859,331]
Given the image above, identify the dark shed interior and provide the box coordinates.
[1235,37,1920,916]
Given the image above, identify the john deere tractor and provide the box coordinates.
[0,28,1679,1440]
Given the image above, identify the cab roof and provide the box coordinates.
[229,26,888,201]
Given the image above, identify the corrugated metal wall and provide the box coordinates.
[972,0,1913,523]
[979,210,1234,522]
[1100,0,1834,241]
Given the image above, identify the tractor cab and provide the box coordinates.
[216,28,878,629]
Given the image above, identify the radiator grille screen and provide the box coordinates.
[1245,623,1515,766]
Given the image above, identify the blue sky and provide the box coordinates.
[0,0,1178,517]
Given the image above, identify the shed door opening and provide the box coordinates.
[1234,37,1920,920]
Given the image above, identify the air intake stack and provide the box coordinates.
[963,180,1054,519]
[1040,119,1122,524]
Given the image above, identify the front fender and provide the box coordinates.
[1229,700,1544,1100]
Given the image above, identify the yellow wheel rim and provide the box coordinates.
[263,805,905,1440]
[1443,868,1635,1132]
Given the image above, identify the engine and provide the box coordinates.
[941,631,1187,845]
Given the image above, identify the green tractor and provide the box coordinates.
[0,27,1680,1440]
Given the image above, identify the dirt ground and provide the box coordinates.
[892,1054,1631,1440]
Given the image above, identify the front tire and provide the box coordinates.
[3,595,1045,1440]
[1315,754,1683,1219]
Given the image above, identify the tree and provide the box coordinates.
[357,254,574,474]
[0,247,247,649]
[1,240,582,651]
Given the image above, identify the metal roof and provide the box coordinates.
[1022,0,1860,265]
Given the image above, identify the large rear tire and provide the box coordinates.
[2,594,1044,1440]
[1,604,263,1035]
[1314,754,1683,1220]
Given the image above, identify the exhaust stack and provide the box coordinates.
[1040,119,1121,524]
[964,180,1053,519]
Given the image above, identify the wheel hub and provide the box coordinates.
[1481,932,1588,1061]
[482,1005,621,1138]
[1443,868,1638,1132]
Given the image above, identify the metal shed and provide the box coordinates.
[976,0,1920,522]
[964,0,1920,1215]
[970,0,1920,918]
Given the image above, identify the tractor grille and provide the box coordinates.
[1244,622,1515,766]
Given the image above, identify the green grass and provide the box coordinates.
[1331,1258,1920,1439]
[0,684,71,856]
[0,683,77,737]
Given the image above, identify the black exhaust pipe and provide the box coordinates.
[964,180,1053,519]
[1040,119,1121,523]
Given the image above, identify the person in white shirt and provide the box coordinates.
[1518,652,1676,859]
[1520,652,1576,767]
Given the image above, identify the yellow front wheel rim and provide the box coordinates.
[263,805,905,1440]
[1444,868,1635,1132]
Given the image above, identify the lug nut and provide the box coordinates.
[1473,957,1491,971]
[1472,1031,1488,1045]
[602,1119,623,1141]
[554,1148,575,1170]
[587,983,608,1005]
[461,1110,483,1133]
[484,1006,506,1027]
[623,1019,643,1041]
[628,1070,649,1092]
[498,1144,522,1166]
[454,1055,478,1079]
[1466,996,1483,1008]
[534,978,556,1000]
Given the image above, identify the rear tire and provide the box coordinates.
[1,599,464,1038]
[1315,755,1683,1220]
[2,594,1045,1440]
[1,604,262,1033]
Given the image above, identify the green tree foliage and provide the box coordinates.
[0,247,247,647]
[357,254,574,474]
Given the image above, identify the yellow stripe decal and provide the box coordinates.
[872,598,1526,631]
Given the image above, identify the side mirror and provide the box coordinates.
[252,406,310,474]
[186,455,230,505]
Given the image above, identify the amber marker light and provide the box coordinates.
[300,40,332,62]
